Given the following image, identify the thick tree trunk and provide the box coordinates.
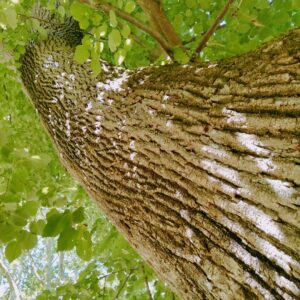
[21,28,300,299]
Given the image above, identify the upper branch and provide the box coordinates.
[80,0,173,56]
[195,0,234,55]
[136,0,183,48]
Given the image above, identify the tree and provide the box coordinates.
[1,0,300,299]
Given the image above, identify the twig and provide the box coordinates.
[98,267,139,281]
[141,264,153,300]
[195,0,234,54]
[28,253,44,285]
[102,277,106,297]
[18,13,85,36]
[130,34,146,48]
[0,259,22,300]
[18,13,54,26]
[113,268,135,300]
[59,252,65,283]
[80,0,172,56]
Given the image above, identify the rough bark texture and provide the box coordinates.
[21,25,300,300]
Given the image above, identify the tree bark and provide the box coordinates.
[21,28,300,299]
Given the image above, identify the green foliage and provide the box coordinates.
[173,47,190,64]
[74,44,90,64]
[0,0,298,298]
[5,240,22,262]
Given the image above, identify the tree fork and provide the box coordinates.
[21,25,300,299]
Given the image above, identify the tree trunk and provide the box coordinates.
[21,28,300,300]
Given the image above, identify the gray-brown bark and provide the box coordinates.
[21,26,300,299]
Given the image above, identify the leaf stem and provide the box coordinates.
[113,268,135,300]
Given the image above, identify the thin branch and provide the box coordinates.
[59,252,65,283]
[102,277,106,297]
[113,268,135,300]
[98,267,139,281]
[130,34,146,48]
[195,0,234,54]
[18,13,85,36]
[141,264,153,300]
[0,259,22,300]
[28,253,44,285]
[80,0,172,56]
[18,13,54,26]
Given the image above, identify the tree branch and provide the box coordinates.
[59,252,65,283]
[195,0,234,54]
[80,0,172,56]
[28,253,44,285]
[141,264,153,300]
[113,268,135,300]
[0,259,22,300]
[136,0,182,48]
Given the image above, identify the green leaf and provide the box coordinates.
[200,0,210,9]
[17,201,39,218]
[193,23,203,35]
[58,6,65,18]
[109,10,118,28]
[28,153,51,168]
[79,19,90,30]
[42,210,72,237]
[5,241,22,262]
[38,27,48,40]
[124,38,132,51]
[174,14,184,30]
[124,1,136,14]
[31,19,40,31]
[0,192,19,203]
[0,223,17,243]
[72,207,86,224]
[46,0,56,11]
[121,24,131,38]
[91,13,102,26]
[9,167,29,193]
[57,227,78,251]
[173,47,190,64]
[74,45,90,64]
[98,24,108,37]
[80,36,92,49]
[29,219,45,235]
[76,227,92,261]
[108,29,121,52]
[237,23,250,34]
[70,2,86,20]
[18,230,37,250]
[11,213,27,227]
[292,12,300,26]
[114,49,126,65]
[185,9,193,18]
[0,129,8,146]
[91,51,101,77]
[186,0,196,8]
[293,0,300,9]
[4,8,17,30]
